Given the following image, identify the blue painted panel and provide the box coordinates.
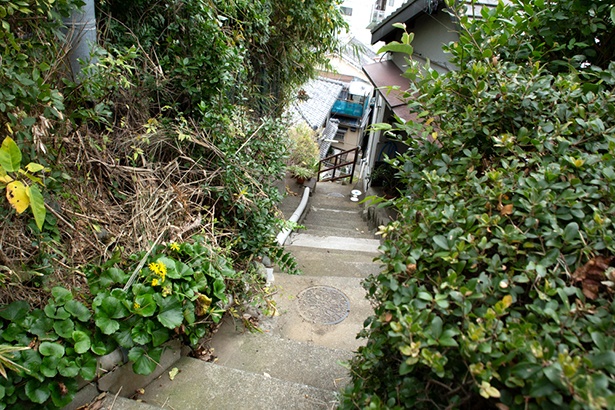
[331,100,363,118]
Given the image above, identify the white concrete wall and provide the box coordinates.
[340,0,375,46]
[410,11,458,71]
[388,10,457,73]
[341,0,403,48]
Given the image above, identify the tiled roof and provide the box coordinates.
[318,119,339,159]
[287,77,345,130]
[340,36,379,69]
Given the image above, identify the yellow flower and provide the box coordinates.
[162,285,172,297]
[133,302,141,310]
[152,278,159,286]
[149,262,161,275]
[170,242,180,251]
[158,262,167,281]
[148,261,167,282]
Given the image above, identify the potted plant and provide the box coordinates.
[288,164,315,185]
[370,162,401,198]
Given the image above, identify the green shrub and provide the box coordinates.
[341,1,615,409]
[99,0,347,118]
[0,236,235,409]
[286,123,320,181]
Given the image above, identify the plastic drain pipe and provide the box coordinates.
[276,186,311,246]
[63,0,98,81]
[268,186,310,286]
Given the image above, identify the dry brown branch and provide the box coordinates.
[0,96,236,307]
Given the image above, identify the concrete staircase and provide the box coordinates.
[92,181,381,410]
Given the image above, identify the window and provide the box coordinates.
[335,127,348,141]
[388,0,395,7]
[340,6,352,16]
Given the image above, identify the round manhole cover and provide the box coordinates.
[297,286,350,325]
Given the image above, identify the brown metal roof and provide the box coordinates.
[362,60,415,121]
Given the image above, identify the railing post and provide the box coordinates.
[317,146,361,184]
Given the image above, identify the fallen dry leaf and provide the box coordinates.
[499,204,513,216]
[169,367,179,380]
[572,255,615,300]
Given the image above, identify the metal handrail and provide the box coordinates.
[317,147,359,184]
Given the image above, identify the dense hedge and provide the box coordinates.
[99,0,347,117]
[341,1,615,409]
[0,0,345,408]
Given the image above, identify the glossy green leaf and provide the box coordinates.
[25,380,50,404]
[26,184,46,231]
[52,319,74,338]
[0,137,22,172]
[44,304,71,320]
[563,222,579,242]
[131,322,151,345]
[128,346,163,375]
[151,327,170,347]
[432,235,449,250]
[90,339,108,356]
[58,357,80,378]
[65,300,91,322]
[155,294,184,329]
[114,327,134,349]
[20,349,42,375]
[72,331,91,354]
[51,287,72,304]
[95,316,119,335]
[38,342,65,358]
[133,294,156,317]
[0,300,30,322]
[378,42,414,56]
[40,356,59,377]
[29,314,55,339]
[50,378,77,407]
[78,354,98,380]
[100,296,128,319]
[429,316,443,339]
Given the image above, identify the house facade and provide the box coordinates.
[340,0,404,49]
[286,75,373,177]
[360,0,500,190]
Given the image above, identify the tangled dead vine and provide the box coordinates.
[0,108,272,308]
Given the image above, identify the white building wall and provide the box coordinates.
[341,0,403,49]
[410,12,458,70]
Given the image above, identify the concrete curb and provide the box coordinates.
[64,340,182,410]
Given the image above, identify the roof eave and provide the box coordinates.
[370,0,425,45]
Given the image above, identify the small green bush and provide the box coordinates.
[0,236,235,409]
[287,123,320,170]
[341,1,615,409]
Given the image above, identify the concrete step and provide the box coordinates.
[139,357,338,410]
[98,395,162,409]
[304,208,371,228]
[287,233,380,254]
[304,224,376,240]
[264,273,373,352]
[313,181,356,196]
[287,246,381,278]
[208,316,352,391]
[304,206,364,222]
[308,196,363,212]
